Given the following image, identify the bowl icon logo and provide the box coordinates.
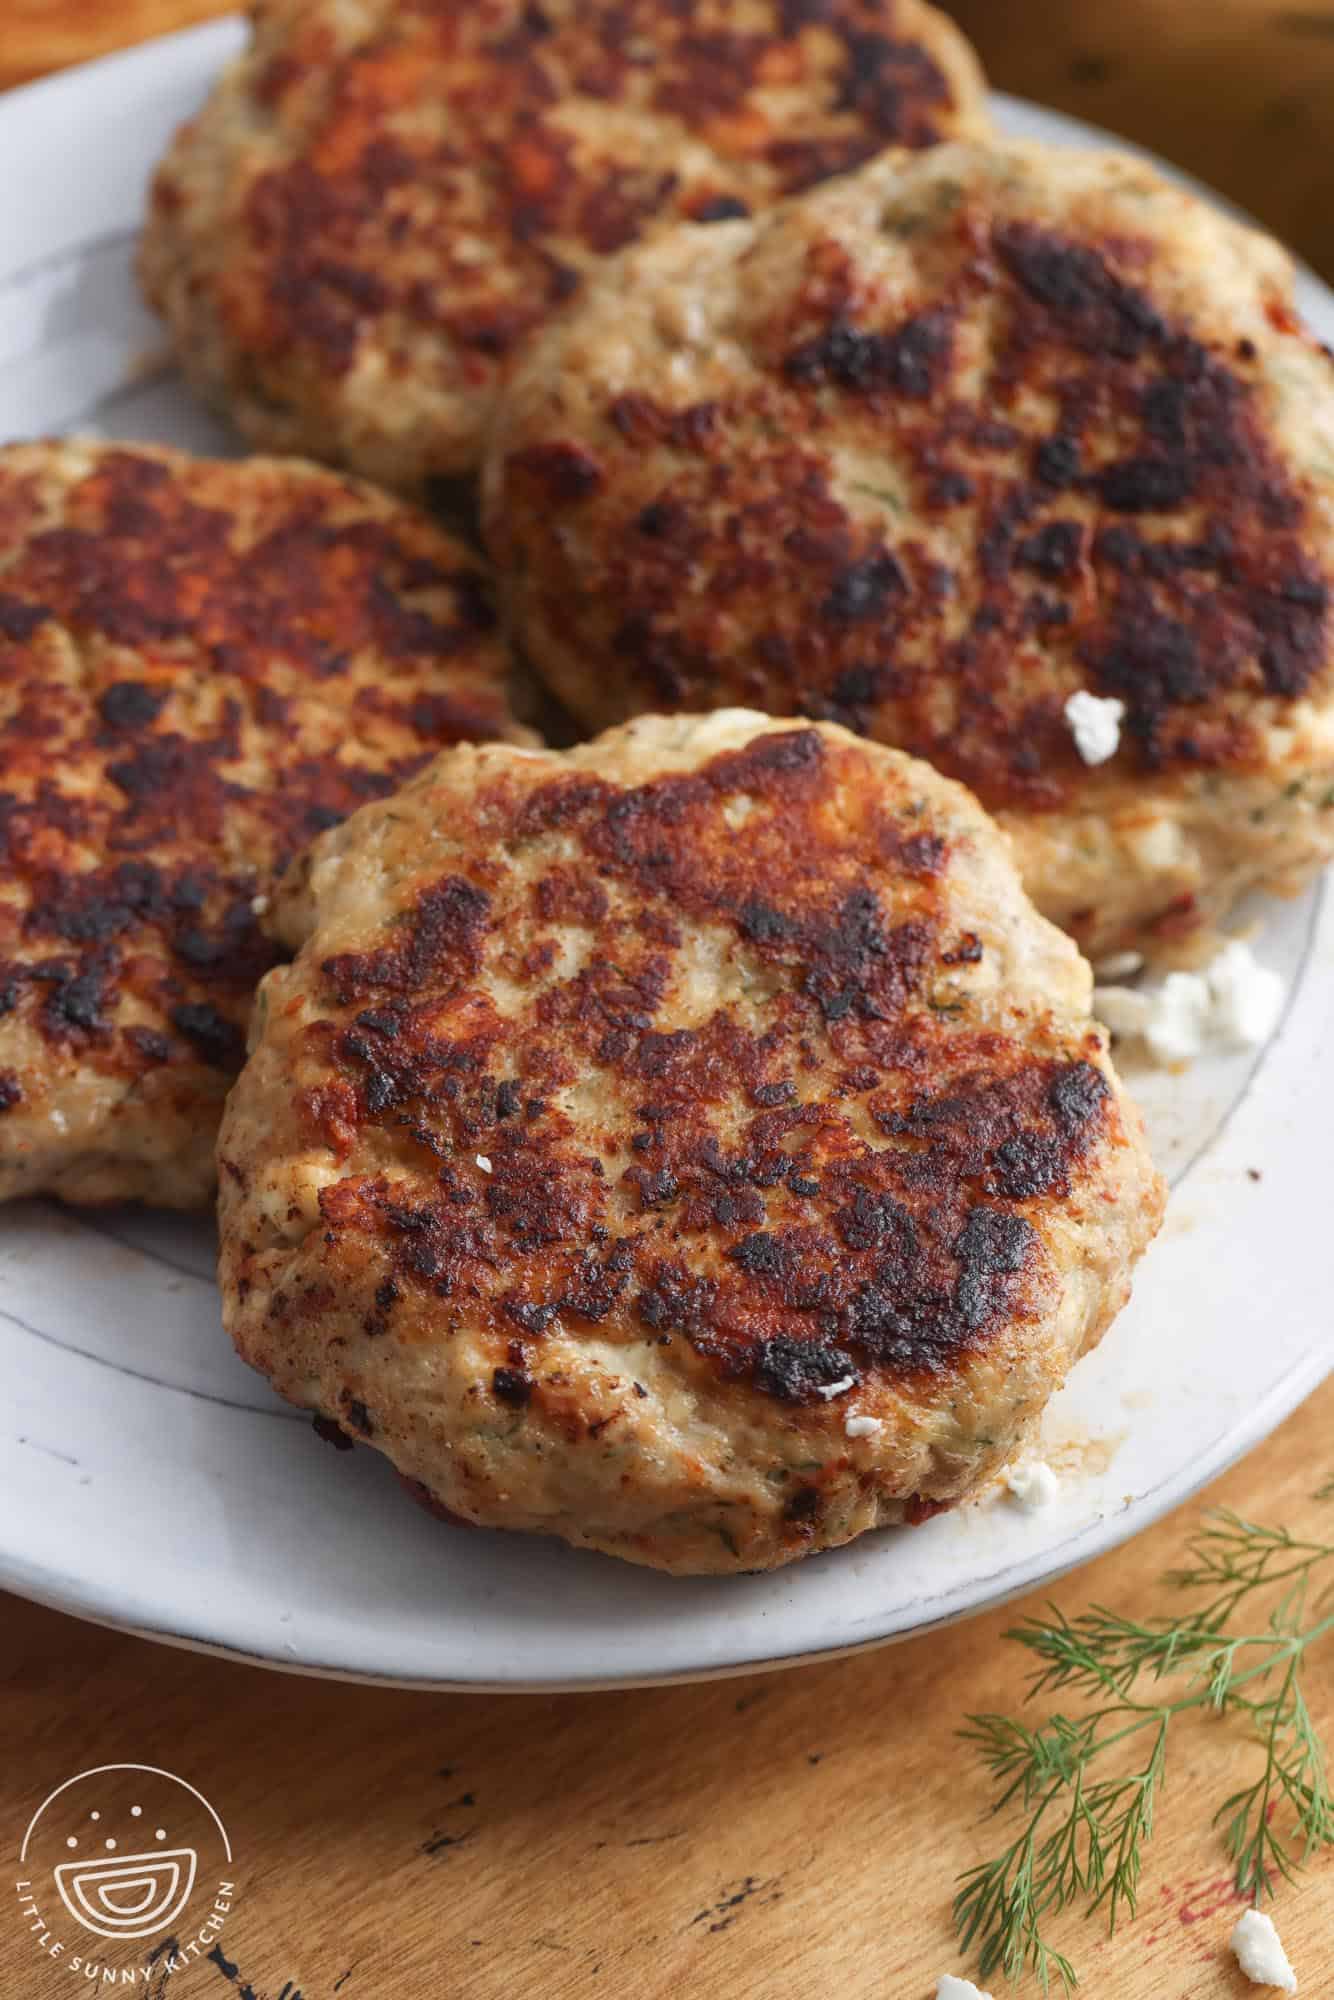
[17,1763,233,1969]
[54,1844,198,1939]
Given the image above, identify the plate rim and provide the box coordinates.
[5,1337,1329,1693]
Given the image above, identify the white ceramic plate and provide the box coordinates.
[0,21,1330,1689]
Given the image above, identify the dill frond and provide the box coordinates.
[954,1485,1334,1987]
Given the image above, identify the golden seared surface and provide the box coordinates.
[218,712,1162,1573]
[486,141,1334,961]
[0,439,530,1207]
[138,0,989,489]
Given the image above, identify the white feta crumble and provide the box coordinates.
[250,892,270,916]
[1206,940,1285,1048]
[844,1413,883,1439]
[1231,1909,1297,1992]
[1130,817,1187,870]
[814,1374,856,1400]
[935,1977,994,2000]
[1141,969,1213,1067]
[1003,1459,1060,1512]
[475,1154,492,1173]
[1094,949,1145,982]
[1064,689,1125,765]
[1091,983,1152,1039]
[1094,940,1284,1067]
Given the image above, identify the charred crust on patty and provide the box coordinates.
[218,712,1163,1569]
[0,441,528,1202]
[312,1413,355,1450]
[492,1364,534,1407]
[140,0,989,482]
[271,727,1123,1407]
[209,1,980,363]
[490,151,1334,820]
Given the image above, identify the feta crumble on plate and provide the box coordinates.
[1064,689,1125,765]
[1093,949,1145,982]
[1002,1459,1060,1511]
[935,1977,994,2000]
[1094,940,1284,1066]
[1231,1909,1298,1992]
[1208,940,1286,1046]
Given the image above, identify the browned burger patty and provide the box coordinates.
[0,439,532,1208]
[484,142,1334,963]
[217,711,1163,1574]
[138,0,990,490]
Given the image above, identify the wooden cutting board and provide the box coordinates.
[1,7,1331,1996]
[1,1382,1330,1998]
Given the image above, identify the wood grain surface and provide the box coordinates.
[0,0,230,87]
[1,6,1332,1997]
[1,1382,1330,1999]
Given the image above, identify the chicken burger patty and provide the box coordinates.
[485,142,1334,963]
[218,710,1163,1574]
[0,439,531,1207]
[139,0,989,490]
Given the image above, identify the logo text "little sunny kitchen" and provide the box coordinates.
[16,1764,235,1980]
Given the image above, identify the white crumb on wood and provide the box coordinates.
[1231,1909,1297,1992]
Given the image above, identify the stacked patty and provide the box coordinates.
[218,713,1163,1573]
[0,440,530,1206]
[484,142,1334,962]
[139,0,989,489]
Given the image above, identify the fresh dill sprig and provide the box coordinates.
[954,1487,1334,1990]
